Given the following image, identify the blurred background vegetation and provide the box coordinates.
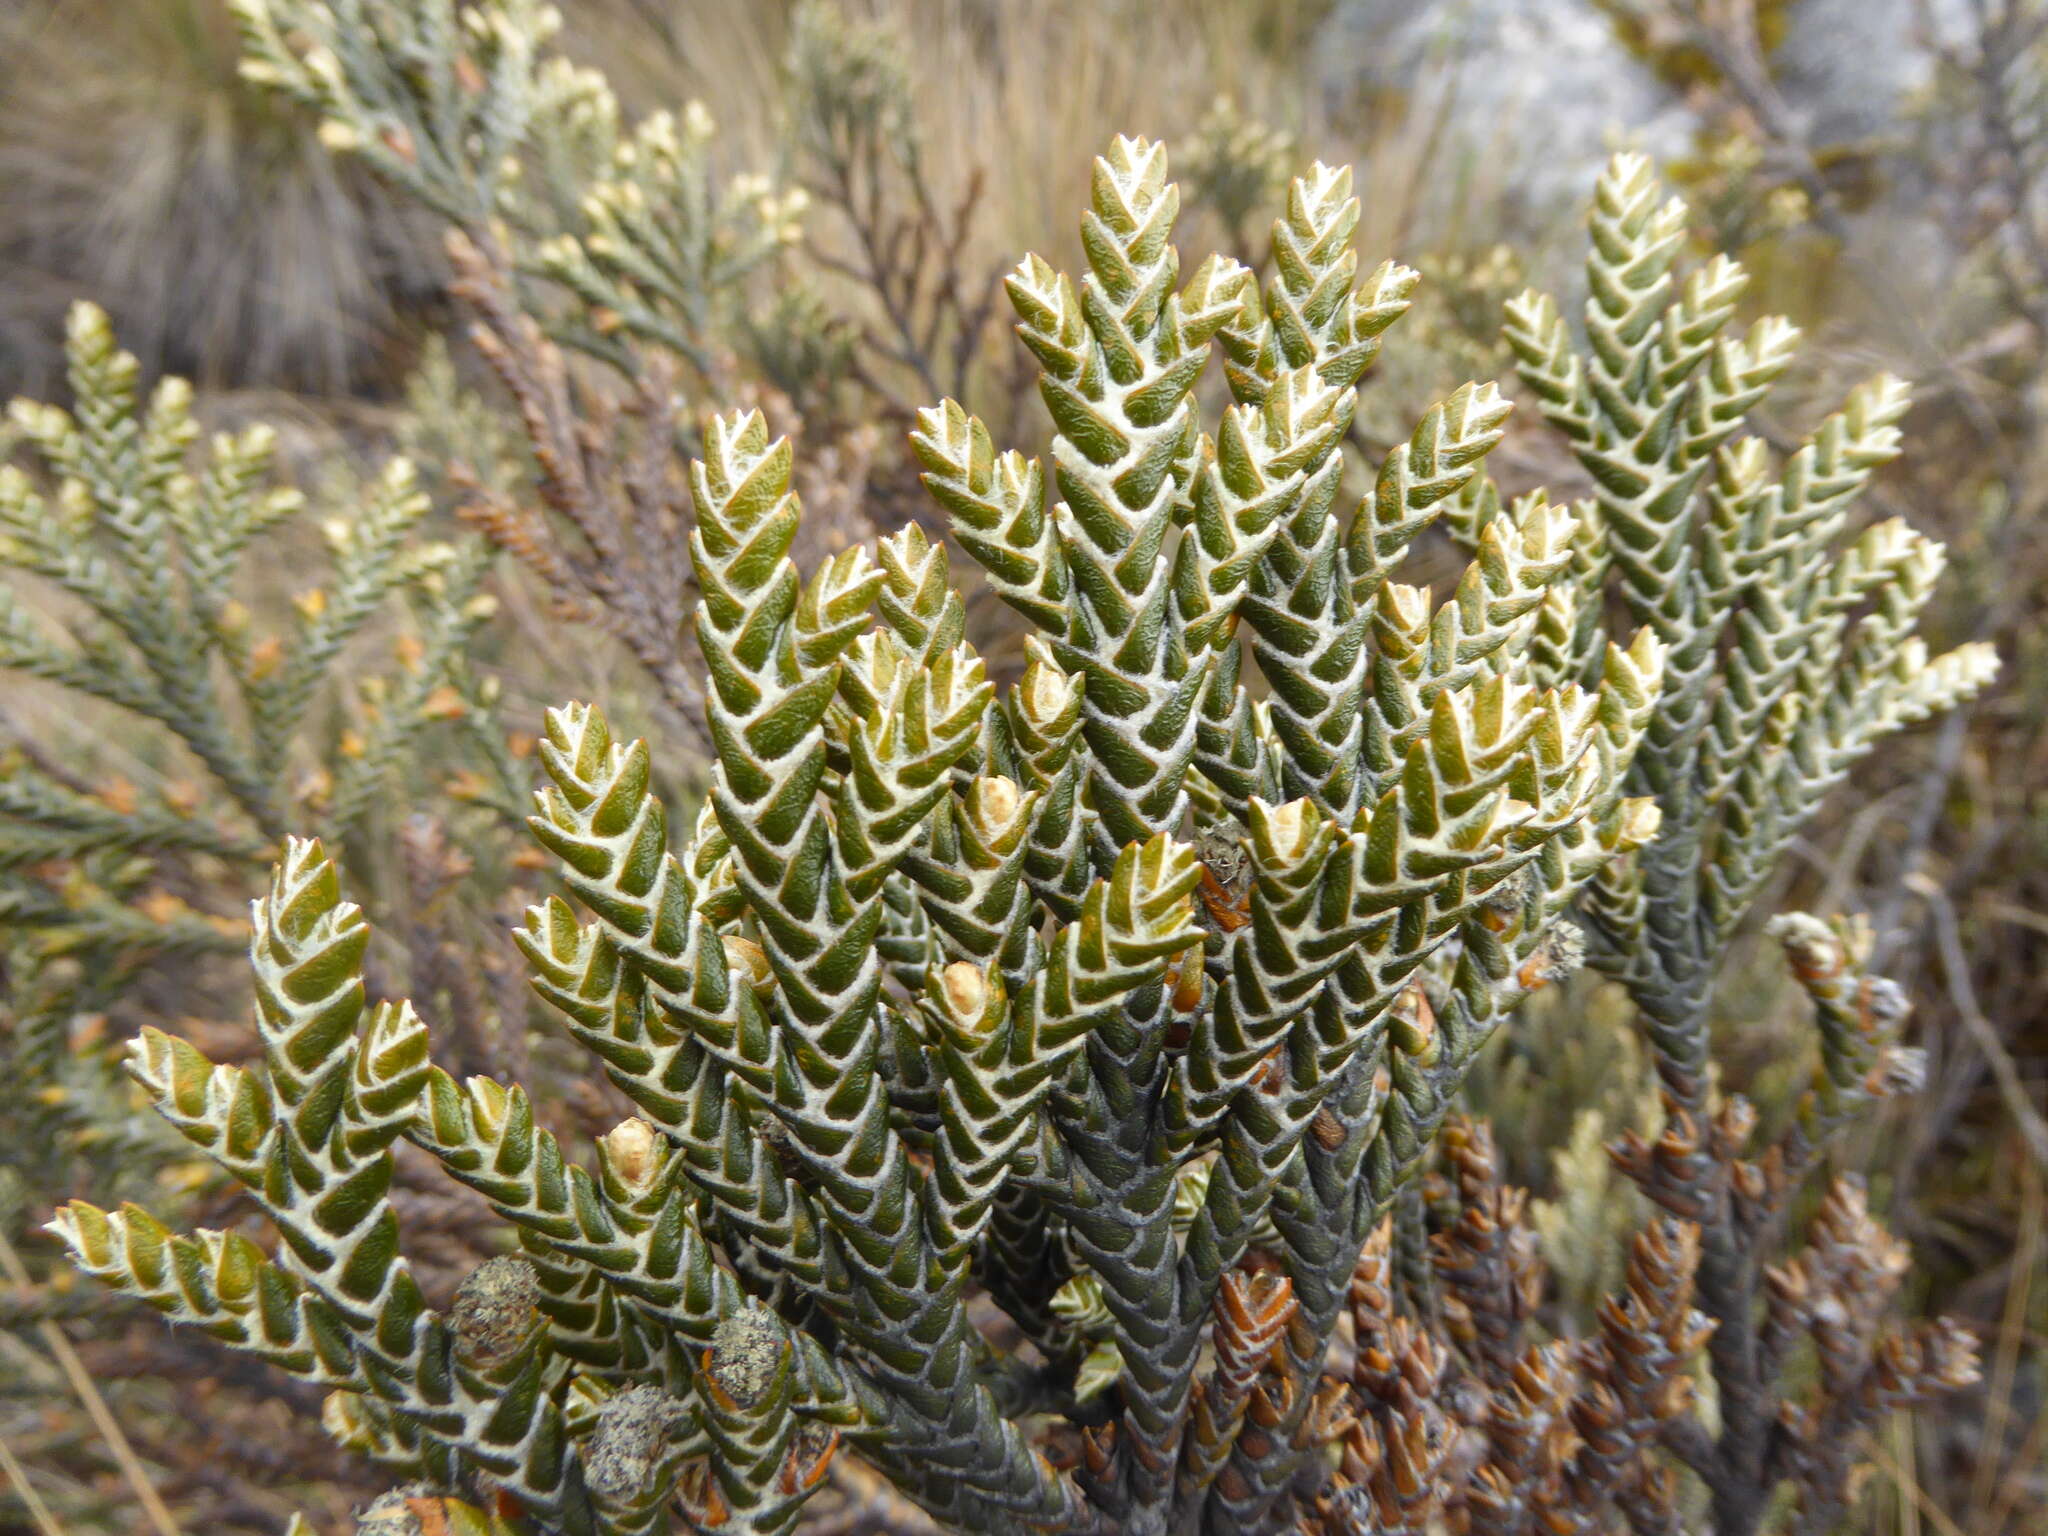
[0,0,2040,1532]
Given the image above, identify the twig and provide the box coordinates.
[1896,1412,1922,1536]
[1903,872,2048,1168]
[1985,1382,2048,1535]
[1862,1423,1970,1536]
[1969,1152,2039,1516]
[0,1226,181,1536]
[0,1427,67,1536]
[1978,897,2048,938]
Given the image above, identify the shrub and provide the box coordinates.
[0,300,517,1536]
[0,302,507,956]
[43,119,1999,1534]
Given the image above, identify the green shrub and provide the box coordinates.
[46,116,1995,1535]
[0,302,506,957]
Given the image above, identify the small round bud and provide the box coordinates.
[316,119,364,154]
[1618,796,1663,850]
[585,1386,690,1504]
[1767,911,1841,980]
[450,1256,540,1370]
[706,1306,785,1409]
[1261,800,1313,866]
[721,936,774,992]
[940,961,987,1024]
[966,775,1023,838]
[602,1117,660,1194]
[1018,658,1076,732]
[463,1075,511,1140]
[1376,581,1430,644]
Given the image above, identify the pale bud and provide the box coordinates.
[966,776,1023,839]
[722,936,774,992]
[1263,798,1314,865]
[939,962,989,1032]
[464,1075,510,1139]
[315,119,363,154]
[1018,658,1075,732]
[1618,796,1663,851]
[1376,582,1430,645]
[602,1117,660,1194]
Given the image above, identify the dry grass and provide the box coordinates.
[0,0,442,398]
